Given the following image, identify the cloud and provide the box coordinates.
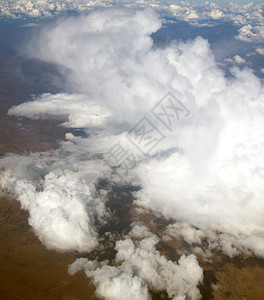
[165,223,205,245]
[0,152,108,252]
[256,47,264,55]
[8,93,109,128]
[132,64,264,257]
[208,9,223,20]
[14,8,163,130]
[2,4,264,265]
[128,223,153,239]
[233,54,246,64]
[236,24,264,42]
[68,236,203,300]
[1,6,264,300]
[1,1,263,44]
[224,55,247,66]
[168,3,198,21]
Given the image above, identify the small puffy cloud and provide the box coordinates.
[233,55,246,64]
[224,55,248,66]
[65,132,76,141]
[68,237,203,299]
[236,24,264,42]
[208,9,223,20]
[169,3,198,21]
[166,223,205,245]
[256,47,264,55]
[128,224,153,239]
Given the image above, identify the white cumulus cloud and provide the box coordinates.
[2,6,264,263]
[68,236,203,300]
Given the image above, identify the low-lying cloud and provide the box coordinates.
[68,236,203,300]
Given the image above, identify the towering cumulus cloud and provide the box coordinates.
[1,6,264,299]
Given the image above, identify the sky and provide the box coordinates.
[0,1,264,299]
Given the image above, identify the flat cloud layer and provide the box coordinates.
[1,6,264,299]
